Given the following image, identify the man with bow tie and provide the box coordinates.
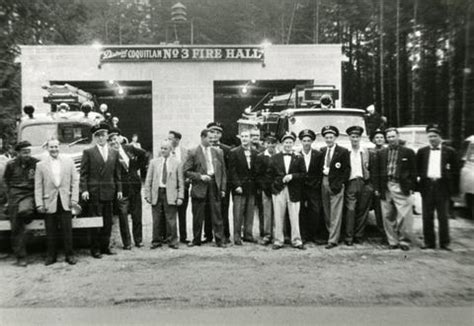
[228,130,258,245]
[109,128,147,250]
[80,123,122,258]
[35,138,79,265]
[320,126,351,249]
[416,124,459,251]
[268,132,305,250]
[374,127,416,251]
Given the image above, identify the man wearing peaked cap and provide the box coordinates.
[298,128,324,244]
[14,141,32,152]
[416,124,458,251]
[281,131,297,142]
[320,125,350,249]
[346,126,364,136]
[91,122,110,135]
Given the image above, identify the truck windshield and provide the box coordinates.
[289,111,368,137]
[21,123,92,146]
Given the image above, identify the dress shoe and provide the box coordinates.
[325,243,337,249]
[243,237,255,243]
[150,243,162,249]
[135,243,144,248]
[440,245,452,251]
[91,252,102,259]
[315,240,327,246]
[45,257,57,266]
[66,256,77,265]
[187,242,201,247]
[421,245,435,250]
[388,244,399,250]
[223,237,231,245]
[102,249,117,255]
[169,244,179,249]
[399,244,410,251]
[179,239,190,244]
[272,244,283,250]
[234,240,243,246]
[216,242,227,248]
[354,238,363,244]
[202,238,213,244]
[345,241,353,246]
[294,244,306,250]
[123,245,132,250]
[259,238,271,246]
[16,258,27,267]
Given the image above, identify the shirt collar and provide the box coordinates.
[302,149,312,156]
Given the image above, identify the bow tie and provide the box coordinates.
[431,147,440,151]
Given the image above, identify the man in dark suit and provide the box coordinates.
[206,122,231,243]
[80,123,122,258]
[369,128,386,237]
[298,129,323,244]
[184,129,227,248]
[229,130,258,245]
[374,127,416,251]
[255,133,278,245]
[109,128,147,249]
[320,126,351,249]
[269,132,306,250]
[416,124,459,251]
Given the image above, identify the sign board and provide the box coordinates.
[99,46,264,63]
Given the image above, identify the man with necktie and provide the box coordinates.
[298,129,323,244]
[80,122,122,258]
[374,127,416,251]
[184,129,227,248]
[320,126,351,249]
[35,138,79,265]
[145,140,184,249]
[268,132,306,250]
[228,130,258,245]
[416,124,459,251]
[344,126,373,246]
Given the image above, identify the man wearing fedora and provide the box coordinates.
[35,138,79,265]
[416,124,459,251]
[298,129,323,244]
[320,126,351,249]
[268,132,305,250]
[80,122,122,258]
[3,140,39,267]
[344,126,373,246]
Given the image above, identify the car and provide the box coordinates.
[453,135,474,218]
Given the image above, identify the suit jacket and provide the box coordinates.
[268,152,305,202]
[79,145,122,202]
[35,155,79,213]
[416,145,459,196]
[184,145,227,199]
[144,156,184,205]
[301,149,323,193]
[255,152,273,197]
[228,145,258,195]
[374,145,416,199]
[118,144,147,197]
[319,144,351,194]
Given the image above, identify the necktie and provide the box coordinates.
[161,158,167,185]
[325,147,332,168]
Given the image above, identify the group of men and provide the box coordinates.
[2,115,459,266]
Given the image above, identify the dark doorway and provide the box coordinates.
[214,80,312,146]
[51,80,153,152]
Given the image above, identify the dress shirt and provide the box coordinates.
[349,147,363,180]
[427,145,442,179]
[243,148,251,169]
[302,149,312,172]
[201,145,215,175]
[387,145,399,179]
[97,144,108,162]
[172,146,182,163]
[118,146,130,169]
[50,156,61,186]
[283,152,292,174]
[323,145,335,176]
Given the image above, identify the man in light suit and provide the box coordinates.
[80,123,122,258]
[35,138,79,265]
[145,140,184,249]
[184,129,227,248]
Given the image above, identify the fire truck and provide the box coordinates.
[237,85,373,150]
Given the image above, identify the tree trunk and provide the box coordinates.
[410,0,418,124]
[461,3,472,139]
[396,0,401,126]
[379,0,385,116]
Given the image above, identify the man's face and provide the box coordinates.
[109,134,121,150]
[18,148,31,160]
[428,132,441,147]
[112,117,119,125]
[324,133,336,147]
[168,134,179,147]
[301,137,313,152]
[251,131,260,144]
[282,138,294,152]
[208,130,218,144]
[373,134,385,146]
[266,142,277,154]
[386,131,399,146]
[95,131,108,146]
[201,134,211,147]
[160,143,172,157]
[47,140,60,158]
[240,131,251,147]
[350,134,361,147]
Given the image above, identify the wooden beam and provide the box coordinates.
[0,217,103,231]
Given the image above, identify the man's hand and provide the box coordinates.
[37,206,46,214]
[235,186,243,194]
[117,192,123,200]
[374,190,380,197]
[221,191,226,198]
[81,191,89,201]
[282,174,293,183]
[176,199,183,206]
[201,175,212,182]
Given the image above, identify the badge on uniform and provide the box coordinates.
[446,163,451,170]
[335,162,341,169]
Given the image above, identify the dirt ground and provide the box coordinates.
[0,202,473,309]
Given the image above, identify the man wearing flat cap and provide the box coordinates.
[80,122,122,258]
[416,124,459,251]
[319,126,350,249]
[268,132,306,250]
[343,126,373,246]
[298,129,323,244]
[3,141,39,266]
